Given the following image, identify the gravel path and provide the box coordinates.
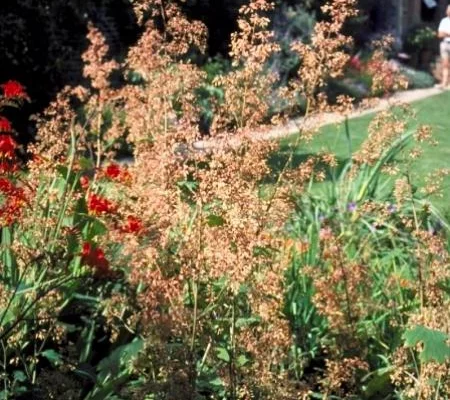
[191,86,448,152]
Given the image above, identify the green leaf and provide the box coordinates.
[209,377,224,387]
[216,347,230,362]
[86,374,130,400]
[82,218,107,240]
[41,349,63,366]
[79,157,95,170]
[74,363,97,383]
[235,317,260,328]
[97,338,144,381]
[252,245,272,257]
[0,308,15,328]
[207,214,225,227]
[56,165,69,179]
[362,367,394,397]
[56,166,78,186]
[1,227,19,284]
[13,370,27,382]
[403,325,450,363]
[236,355,249,367]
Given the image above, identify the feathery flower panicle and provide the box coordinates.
[82,22,119,93]
[353,107,411,166]
[365,38,408,95]
[288,0,357,112]
[212,0,280,133]
[12,1,423,397]
[28,87,78,172]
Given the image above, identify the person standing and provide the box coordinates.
[438,5,450,88]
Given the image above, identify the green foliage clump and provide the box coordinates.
[401,67,435,89]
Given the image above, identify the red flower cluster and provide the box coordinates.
[0,117,12,132]
[80,175,90,190]
[102,163,131,183]
[0,134,17,158]
[88,193,116,215]
[81,242,110,275]
[105,163,121,179]
[1,81,28,99]
[0,80,25,224]
[349,55,362,71]
[122,215,144,235]
[0,177,16,194]
[0,118,18,173]
[0,177,25,225]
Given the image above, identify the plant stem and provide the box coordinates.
[230,296,237,400]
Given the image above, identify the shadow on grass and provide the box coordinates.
[264,147,351,185]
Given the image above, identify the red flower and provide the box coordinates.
[0,178,25,225]
[0,177,15,194]
[122,215,144,235]
[80,175,90,190]
[102,163,131,183]
[349,55,362,71]
[0,161,18,174]
[81,242,92,258]
[88,193,116,215]
[104,163,121,179]
[81,242,110,275]
[1,81,28,99]
[0,135,17,158]
[0,117,12,132]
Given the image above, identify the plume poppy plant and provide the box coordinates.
[1,80,28,99]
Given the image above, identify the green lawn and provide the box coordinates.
[277,90,450,212]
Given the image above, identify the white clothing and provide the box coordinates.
[423,0,437,8]
[439,17,450,43]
